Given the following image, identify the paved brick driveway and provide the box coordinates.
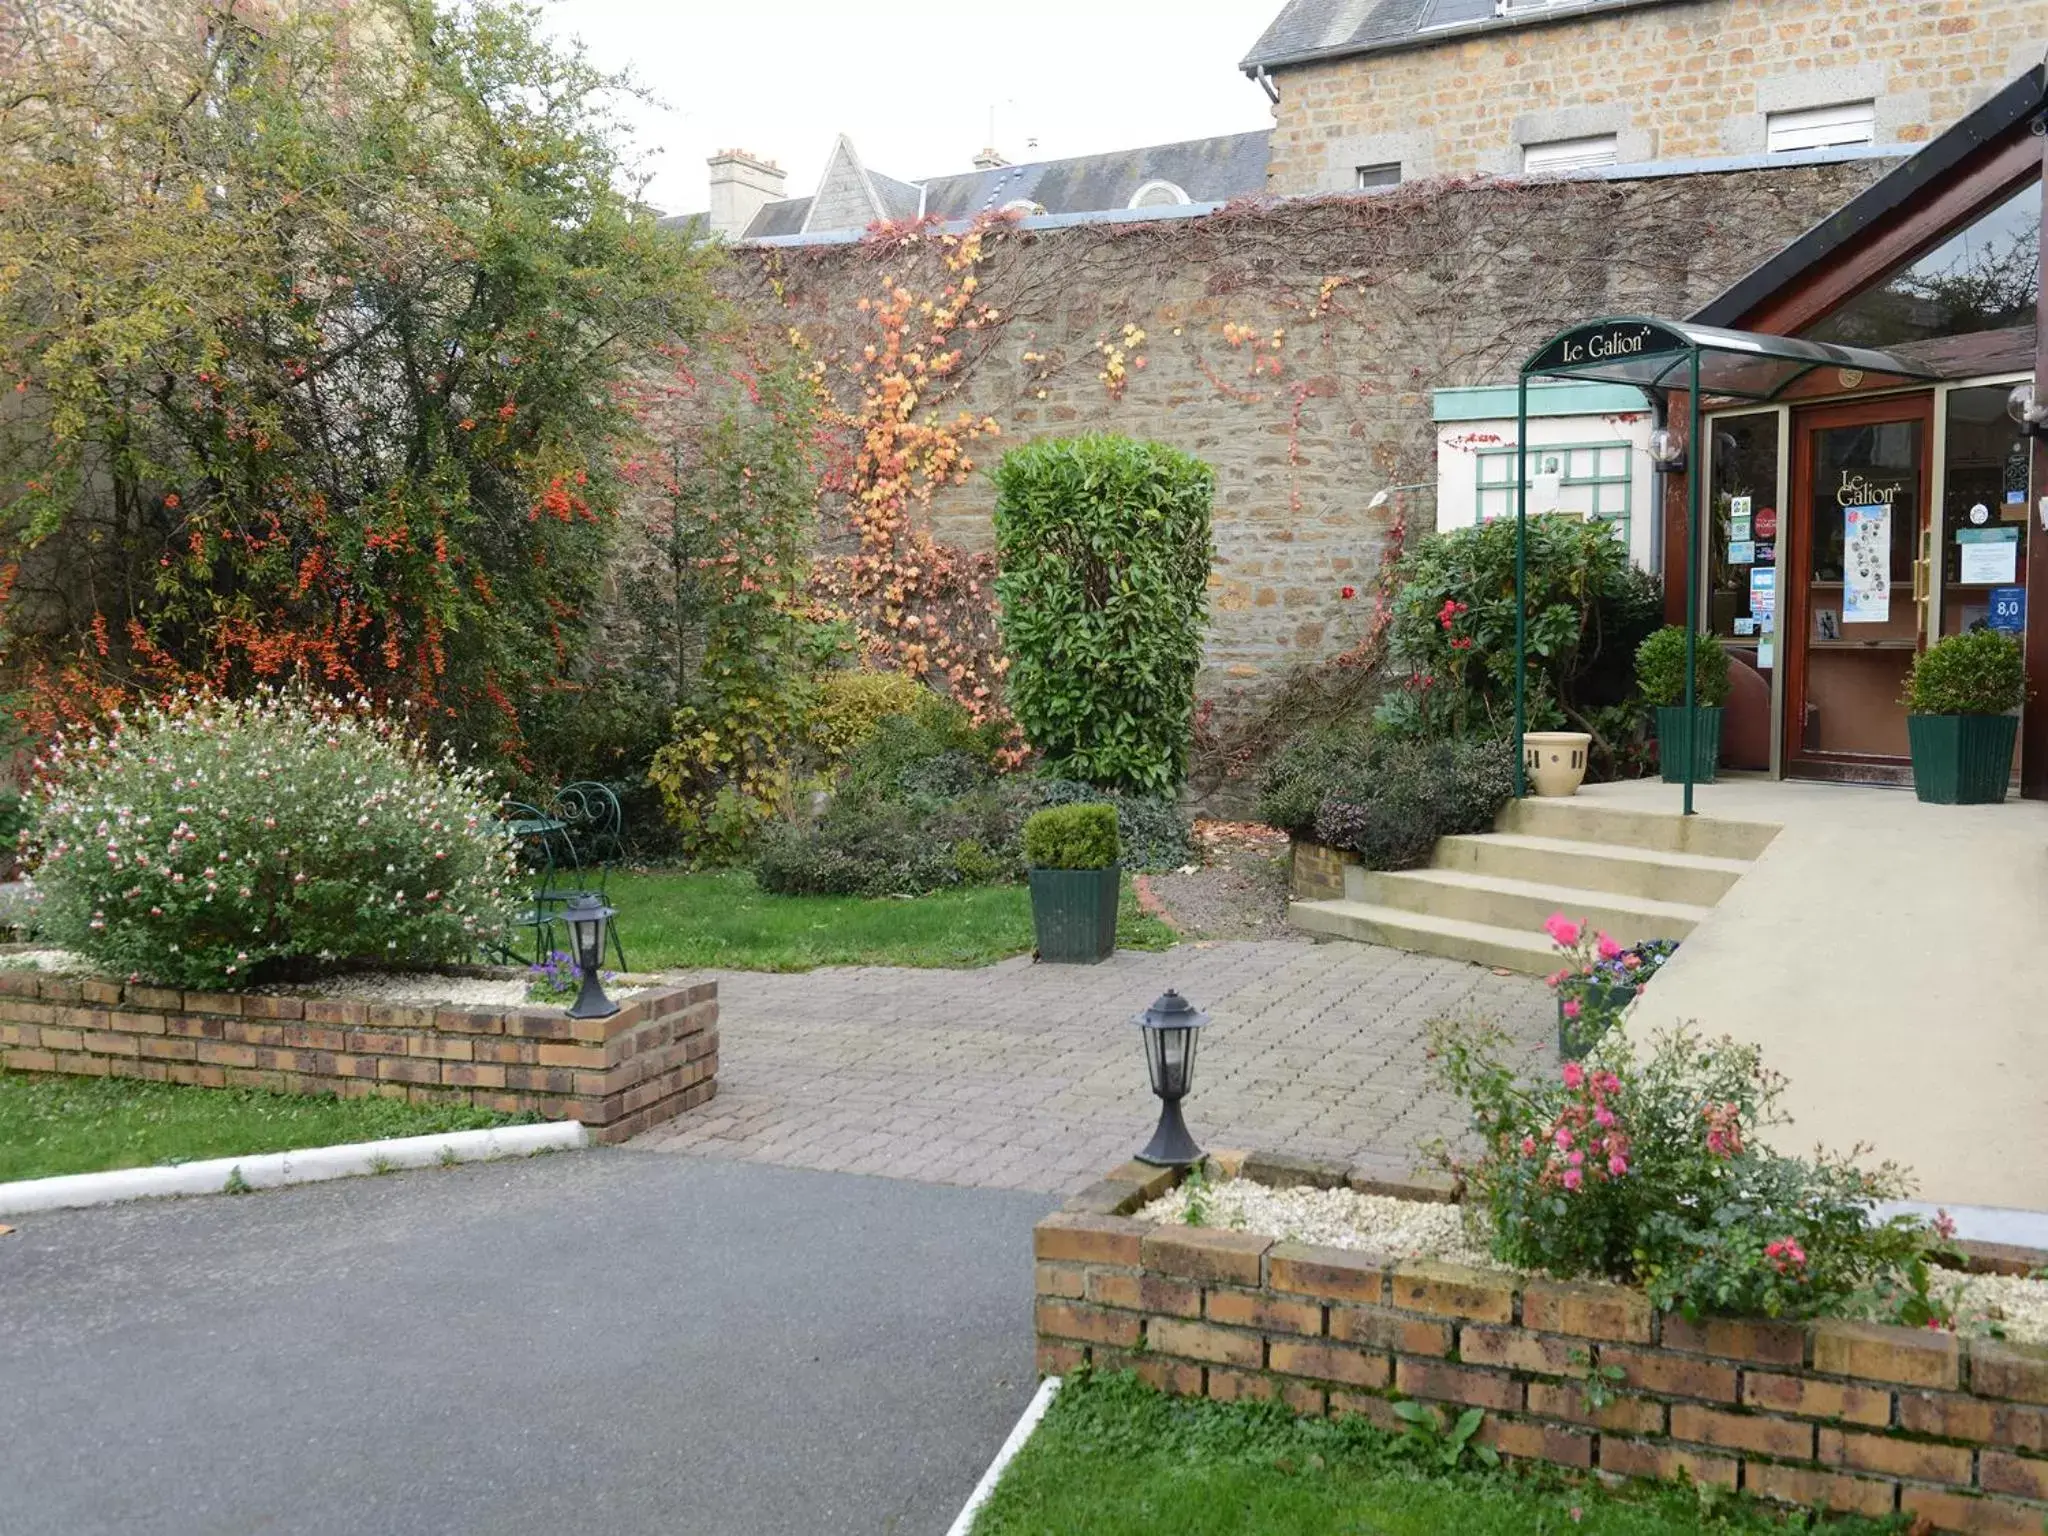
[633,939,1554,1194]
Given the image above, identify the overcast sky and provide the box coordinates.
[538,1,1279,217]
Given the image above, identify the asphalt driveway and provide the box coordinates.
[0,1152,1046,1536]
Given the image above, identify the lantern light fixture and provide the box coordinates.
[1647,425,1688,471]
[561,893,620,1020]
[2007,383,2048,437]
[1132,989,1210,1167]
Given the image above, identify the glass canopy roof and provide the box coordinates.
[1521,317,1939,403]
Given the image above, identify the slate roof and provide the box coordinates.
[723,129,1271,239]
[1240,0,1686,73]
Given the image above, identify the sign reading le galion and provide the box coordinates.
[1528,321,1689,374]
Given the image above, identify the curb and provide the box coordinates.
[943,1375,1060,1536]
[0,1121,590,1217]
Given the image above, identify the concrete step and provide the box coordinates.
[1288,899,1559,975]
[1346,866,1710,945]
[1498,798,1779,861]
[1433,832,1751,906]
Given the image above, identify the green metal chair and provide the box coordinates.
[496,799,581,968]
[548,782,629,969]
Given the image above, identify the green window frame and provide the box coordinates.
[1475,440,1634,541]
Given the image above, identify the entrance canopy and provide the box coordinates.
[1509,319,1938,815]
[1522,317,1937,403]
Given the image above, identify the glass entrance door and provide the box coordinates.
[1784,398,1934,782]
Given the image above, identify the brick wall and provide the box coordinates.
[0,971,718,1144]
[1287,839,1357,902]
[751,161,1882,740]
[1035,1160,2048,1535]
[1264,0,2043,195]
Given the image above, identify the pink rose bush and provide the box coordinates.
[26,691,514,988]
[1428,1021,1936,1322]
[1542,910,1680,1059]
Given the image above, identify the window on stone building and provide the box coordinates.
[1128,180,1191,209]
[1356,163,1401,190]
[1767,101,1877,153]
[1475,442,1633,545]
[1522,135,1619,175]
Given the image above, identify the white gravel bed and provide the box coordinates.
[1136,1178,2048,1345]
[1138,1178,1501,1270]
[0,948,95,974]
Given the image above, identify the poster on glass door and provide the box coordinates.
[1842,503,1892,623]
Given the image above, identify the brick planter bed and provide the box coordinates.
[1035,1156,2048,1535]
[0,970,717,1144]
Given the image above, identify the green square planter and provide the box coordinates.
[1907,713,2019,804]
[1028,866,1120,963]
[1655,706,1722,785]
[1558,982,1637,1061]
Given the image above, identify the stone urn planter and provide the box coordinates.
[1521,731,1592,797]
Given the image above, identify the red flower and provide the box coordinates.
[1340,585,1357,599]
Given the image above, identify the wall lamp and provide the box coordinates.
[2008,383,2048,438]
[1647,426,1688,475]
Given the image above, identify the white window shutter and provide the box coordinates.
[1767,102,1877,153]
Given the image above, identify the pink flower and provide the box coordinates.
[1593,1072,1621,1095]
[1543,912,1582,947]
[1933,1209,1957,1242]
[1596,933,1622,961]
[1764,1237,1807,1273]
[1560,1062,1585,1089]
[1594,1105,1615,1128]
[1520,1136,1537,1156]
[1561,1168,1583,1191]
[1562,1000,1581,1020]
[1554,1126,1574,1150]
[1567,1150,1584,1167]
[1607,1153,1629,1176]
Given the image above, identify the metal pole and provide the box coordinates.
[1682,350,1703,817]
[1513,376,1530,799]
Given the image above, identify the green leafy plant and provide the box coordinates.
[1568,1346,1628,1412]
[808,671,932,763]
[1022,804,1120,870]
[1375,518,1662,763]
[1257,728,1515,871]
[1181,1162,1211,1227]
[27,692,513,989]
[753,793,1026,898]
[1426,1021,1933,1321]
[1389,1402,1497,1470]
[993,435,1215,794]
[1634,627,1731,709]
[1904,629,2026,715]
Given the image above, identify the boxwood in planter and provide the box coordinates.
[1635,626,1730,785]
[1023,803,1119,963]
[1903,629,2026,804]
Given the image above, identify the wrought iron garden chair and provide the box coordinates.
[494,799,583,967]
[546,781,629,969]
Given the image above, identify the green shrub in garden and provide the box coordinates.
[1634,625,1731,709]
[26,694,513,988]
[1428,1021,1933,1322]
[1904,629,2026,715]
[807,670,931,762]
[1022,804,1119,870]
[1257,728,1515,870]
[993,435,1214,794]
[1377,517,1662,755]
[1035,781,1191,873]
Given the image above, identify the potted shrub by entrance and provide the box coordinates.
[1903,629,2026,804]
[1636,626,1730,785]
[1024,803,1120,963]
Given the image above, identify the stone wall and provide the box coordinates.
[1263,0,2042,194]
[1036,1158,2048,1536]
[0,970,718,1143]
[752,161,1884,741]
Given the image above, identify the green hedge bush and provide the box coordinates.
[1258,725,1516,871]
[1022,804,1119,870]
[1635,626,1732,709]
[993,435,1214,794]
[1905,629,2026,715]
[27,694,512,987]
[1377,517,1662,756]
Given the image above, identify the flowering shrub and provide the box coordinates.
[1540,912,1679,1058]
[27,694,513,988]
[1256,726,1515,870]
[1428,1022,1931,1321]
[527,949,615,1004]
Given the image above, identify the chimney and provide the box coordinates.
[706,149,787,240]
[971,146,1009,171]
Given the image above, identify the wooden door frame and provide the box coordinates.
[1783,393,1937,781]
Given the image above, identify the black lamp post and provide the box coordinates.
[1132,989,1209,1167]
[561,893,619,1020]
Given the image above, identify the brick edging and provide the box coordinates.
[1036,1156,2048,1535]
[0,970,718,1142]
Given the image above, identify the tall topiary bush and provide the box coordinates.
[26,694,513,988]
[993,436,1214,794]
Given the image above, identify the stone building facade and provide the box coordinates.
[1247,0,2044,196]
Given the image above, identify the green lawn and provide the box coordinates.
[0,1074,526,1183]
[607,869,1176,972]
[973,1372,1895,1536]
